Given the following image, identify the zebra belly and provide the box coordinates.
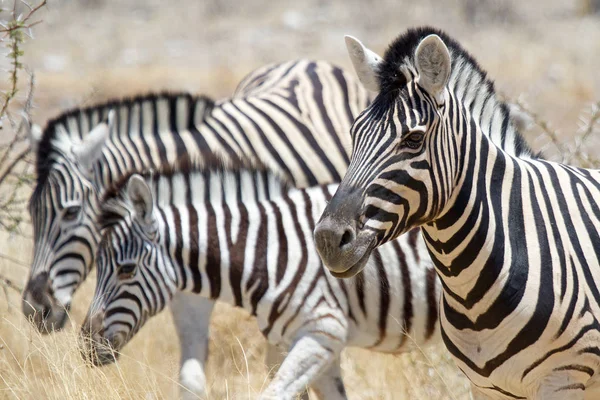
[252,276,350,351]
[345,314,441,354]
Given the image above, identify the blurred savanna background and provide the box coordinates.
[0,0,599,398]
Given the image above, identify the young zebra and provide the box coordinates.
[23,60,370,398]
[80,161,440,400]
[314,27,600,399]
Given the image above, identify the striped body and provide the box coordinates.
[83,166,440,399]
[25,60,369,399]
[25,59,369,326]
[314,28,600,399]
[435,144,600,399]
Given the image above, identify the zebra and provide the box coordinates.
[23,60,370,399]
[314,27,600,399]
[80,160,441,400]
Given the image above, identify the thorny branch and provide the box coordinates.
[514,97,600,168]
[0,274,22,293]
[0,1,46,119]
[0,68,35,187]
[0,1,46,301]
[571,101,600,167]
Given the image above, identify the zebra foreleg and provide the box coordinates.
[170,293,215,400]
[265,344,310,399]
[259,334,344,400]
[309,357,346,399]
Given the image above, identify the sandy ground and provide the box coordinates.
[0,0,599,398]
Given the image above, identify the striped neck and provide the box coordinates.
[444,51,530,159]
[421,104,515,307]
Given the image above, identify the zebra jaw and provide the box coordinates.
[327,244,373,278]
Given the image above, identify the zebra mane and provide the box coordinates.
[34,91,216,188]
[97,155,289,230]
[376,26,536,159]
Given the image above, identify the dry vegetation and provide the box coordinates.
[0,0,599,399]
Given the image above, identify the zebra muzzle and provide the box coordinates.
[22,272,69,333]
[79,311,120,366]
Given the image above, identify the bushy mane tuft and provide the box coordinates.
[376,27,478,94]
[34,91,215,189]
[375,26,536,158]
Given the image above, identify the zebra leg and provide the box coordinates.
[265,344,310,400]
[170,292,215,400]
[258,334,342,400]
[309,357,346,400]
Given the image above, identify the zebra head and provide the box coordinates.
[315,29,462,278]
[23,112,114,332]
[80,174,175,365]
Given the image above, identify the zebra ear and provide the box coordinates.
[127,174,154,225]
[72,110,115,172]
[345,35,382,92]
[414,34,451,105]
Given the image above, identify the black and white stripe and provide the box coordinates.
[315,27,600,399]
[24,60,369,399]
[25,60,369,327]
[82,163,440,400]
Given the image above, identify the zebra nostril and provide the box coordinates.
[42,306,52,319]
[339,229,355,249]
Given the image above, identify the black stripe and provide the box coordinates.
[391,240,413,340]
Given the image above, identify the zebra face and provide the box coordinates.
[316,34,454,277]
[24,115,112,332]
[24,159,100,332]
[80,175,175,365]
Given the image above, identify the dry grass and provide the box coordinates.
[0,220,473,399]
[0,239,471,399]
[0,0,599,399]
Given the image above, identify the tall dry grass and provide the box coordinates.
[0,217,473,399]
[0,240,471,399]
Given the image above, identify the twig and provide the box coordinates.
[0,273,22,293]
[0,251,29,268]
[0,144,29,186]
[515,97,565,160]
[0,1,43,234]
[0,0,46,37]
[515,96,600,167]
[0,271,22,313]
[0,1,44,120]
[571,101,600,166]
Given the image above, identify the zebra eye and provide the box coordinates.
[402,132,425,149]
[118,262,137,279]
[62,205,82,222]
